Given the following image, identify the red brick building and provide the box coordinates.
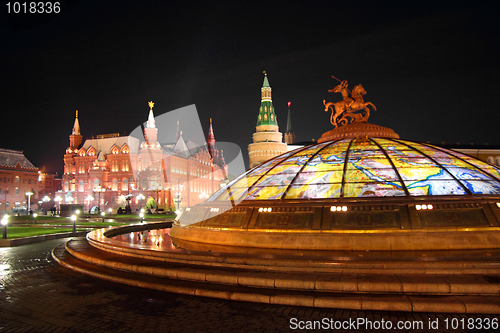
[0,149,60,214]
[58,105,227,213]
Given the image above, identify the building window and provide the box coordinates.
[496,156,500,166]
[15,176,20,183]
[122,178,128,191]
[141,178,147,190]
[488,156,495,165]
[64,181,69,192]
[112,179,118,191]
[15,187,19,194]
[79,180,85,192]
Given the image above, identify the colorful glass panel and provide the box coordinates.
[404,180,467,196]
[283,183,341,199]
[343,182,405,197]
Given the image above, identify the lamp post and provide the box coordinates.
[25,191,33,214]
[174,184,183,212]
[100,211,105,222]
[70,214,76,233]
[55,195,62,215]
[2,215,8,239]
[85,195,94,214]
[42,195,50,215]
[136,193,145,210]
[33,212,37,224]
[93,185,105,213]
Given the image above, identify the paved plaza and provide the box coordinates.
[0,239,499,333]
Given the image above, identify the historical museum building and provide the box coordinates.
[59,104,227,212]
[248,72,287,168]
[0,148,60,213]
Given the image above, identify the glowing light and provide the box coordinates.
[259,208,263,212]
[422,204,428,210]
[33,213,37,218]
[416,205,422,210]
[75,210,80,214]
[497,202,500,208]
[288,101,291,107]
[427,204,433,210]
[70,215,76,221]
[342,206,348,212]
[100,212,105,216]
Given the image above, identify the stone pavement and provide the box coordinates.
[1,239,499,333]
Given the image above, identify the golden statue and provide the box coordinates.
[148,101,154,109]
[323,77,376,128]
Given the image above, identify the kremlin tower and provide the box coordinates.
[248,72,287,168]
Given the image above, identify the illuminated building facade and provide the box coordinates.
[0,148,60,213]
[59,105,227,212]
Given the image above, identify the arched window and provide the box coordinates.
[141,178,147,190]
[487,156,495,165]
[93,178,99,189]
[112,179,118,191]
[122,178,128,191]
[64,181,69,191]
[79,180,84,192]
[495,156,500,166]
[15,176,20,183]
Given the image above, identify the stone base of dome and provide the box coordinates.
[318,122,399,142]
[170,224,500,251]
[171,200,500,251]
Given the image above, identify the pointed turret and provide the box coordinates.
[69,110,83,149]
[175,121,181,143]
[284,101,296,144]
[72,110,81,135]
[207,118,216,158]
[143,101,159,147]
[256,71,279,128]
[146,101,156,128]
[248,72,287,169]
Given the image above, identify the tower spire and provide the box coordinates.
[146,101,156,128]
[175,121,180,143]
[284,101,296,144]
[207,118,216,159]
[72,110,80,135]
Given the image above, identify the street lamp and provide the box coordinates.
[54,195,62,215]
[100,211,105,222]
[42,195,51,214]
[70,214,77,233]
[139,212,144,223]
[85,195,94,214]
[25,191,33,214]
[136,193,145,209]
[93,185,105,213]
[174,184,183,211]
[33,212,37,224]
[2,215,8,239]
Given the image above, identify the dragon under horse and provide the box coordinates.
[323,78,377,128]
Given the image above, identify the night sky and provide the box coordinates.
[1,0,499,175]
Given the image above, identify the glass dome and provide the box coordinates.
[209,138,500,202]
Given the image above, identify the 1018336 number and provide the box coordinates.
[6,2,61,14]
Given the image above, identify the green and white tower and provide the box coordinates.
[248,72,287,168]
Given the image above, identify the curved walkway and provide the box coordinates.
[1,238,499,332]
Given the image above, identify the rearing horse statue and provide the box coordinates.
[323,80,376,128]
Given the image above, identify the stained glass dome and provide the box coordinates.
[209,138,500,203]
[172,123,500,252]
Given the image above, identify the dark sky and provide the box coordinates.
[1,0,499,174]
